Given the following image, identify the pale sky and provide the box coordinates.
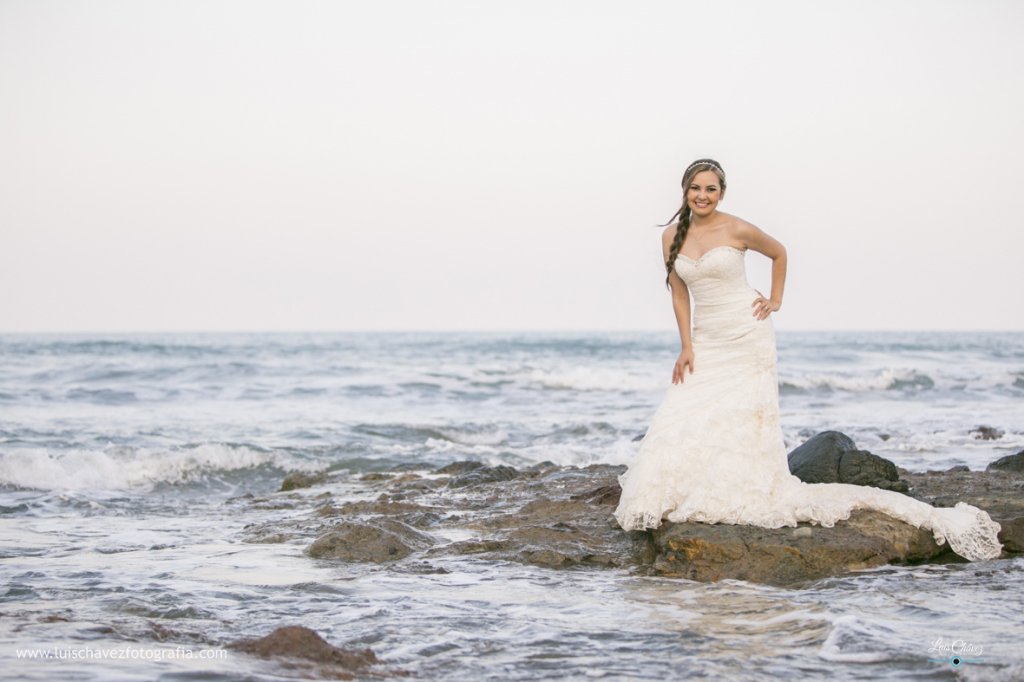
[1,0,1022,333]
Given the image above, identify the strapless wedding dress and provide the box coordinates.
[613,246,1003,562]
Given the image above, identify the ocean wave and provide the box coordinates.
[527,367,664,392]
[779,369,934,393]
[0,443,322,492]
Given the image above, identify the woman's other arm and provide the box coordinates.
[735,220,787,321]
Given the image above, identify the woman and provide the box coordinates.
[612,158,1003,562]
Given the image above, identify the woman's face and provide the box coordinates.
[686,170,724,218]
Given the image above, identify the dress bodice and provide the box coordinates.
[674,246,753,307]
[675,246,761,343]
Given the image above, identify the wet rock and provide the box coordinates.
[435,461,485,476]
[632,432,646,442]
[446,465,520,488]
[307,520,434,563]
[569,484,622,506]
[946,465,971,473]
[226,625,381,679]
[651,509,948,587]
[788,431,908,492]
[837,450,909,493]
[987,450,1024,473]
[280,473,325,491]
[431,495,656,569]
[971,425,1005,440]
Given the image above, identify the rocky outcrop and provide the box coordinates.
[252,437,1024,589]
[226,625,385,680]
[787,430,909,492]
[652,509,948,586]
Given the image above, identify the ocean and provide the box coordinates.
[1,331,1022,680]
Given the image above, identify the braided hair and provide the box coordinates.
[662,158,727,288]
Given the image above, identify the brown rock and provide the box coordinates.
[651,509,949,587]
[280,473,325,491]
[227,625,380,680]
[307,520,434,563]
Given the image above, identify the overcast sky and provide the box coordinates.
[1,0,1021,333]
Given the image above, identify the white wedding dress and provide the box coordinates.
[613,246,1003,562]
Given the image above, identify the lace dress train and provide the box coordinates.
[613,246,1003,562]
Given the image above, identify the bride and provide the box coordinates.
[612,158,1003,562]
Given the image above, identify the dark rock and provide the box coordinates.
[226,625,380,679]
[280,473,325,491]
[946,465,971,473]
[987,451,1024,473]
[569,483,622,506]
[430,495,656,569]
[651,509,948,587]
[787,431,857,482]
[435,461,485,476]
[446,465,520,488]
[837,450,909,492]
[632,433,646,442]
[971,426,1005,440]
[307,520,434,563]
[788,431,908,492]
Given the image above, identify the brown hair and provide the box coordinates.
[662,158,727,288]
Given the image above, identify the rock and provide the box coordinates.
[837,450,910,493]
[987,451,1024,473]
[307,520,434,563]
[435,461,485,476]
[788,431,908,492]
[971,426,1005,440]
[946,465,971,473]
[446,465,520,488]
[632,432,646,442]
[651,509,948,587]
[569,484,622,506]
[227,625,380,680]
[280,473,325,491]
[432,495,655,569]
[787,431,857,482]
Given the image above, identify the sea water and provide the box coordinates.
[1,331,1022,680]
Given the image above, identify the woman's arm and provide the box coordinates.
[663,226,695,383]
[736,220,787,321]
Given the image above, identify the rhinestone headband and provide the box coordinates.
[684,160,725,177]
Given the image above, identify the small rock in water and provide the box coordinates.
[946,465,970,473]
[227,625,381,679]
[307,520,434,562]
[280,472,324,491]
[435,460,485,476]
[446,464,520,488]
[971,425,1005,440]
[632,433,646,442]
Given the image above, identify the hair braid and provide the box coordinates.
[661,158,727,289]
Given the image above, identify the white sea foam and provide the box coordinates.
[527,367,664,392]
[0,443,321,492]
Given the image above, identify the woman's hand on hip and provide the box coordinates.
[673,348,695,384]
[752,290,781,321]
